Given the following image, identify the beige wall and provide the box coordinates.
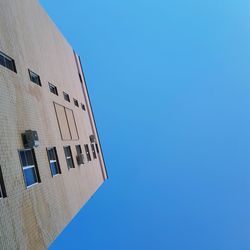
[0,0,107,249]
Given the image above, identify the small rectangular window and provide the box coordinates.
[81,104,86,111]
[84,144,91,162]
[0,166,7,199]
[47,147,61,176]
[64,146,75,169]
[63,92,70,102]
[28,69,41,86]
[78,73,83,83]
[74,99,79,107]
[49,83,58,96]
[19,149,41,188]
[95,143,100,154]
[91,143,97,159]
[0,51,17,73]
[76,145,82,155]
[76,145,85,165]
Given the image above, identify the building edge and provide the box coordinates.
[78,55,108,180]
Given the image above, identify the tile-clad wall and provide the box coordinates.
[0,0,107,249]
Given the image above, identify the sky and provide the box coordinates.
[39,0,250,249]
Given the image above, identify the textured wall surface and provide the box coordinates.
[0,0,107,249]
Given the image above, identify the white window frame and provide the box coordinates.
[49,160,59,177]
[47,147,61,177]
[19,149,40,188]
[64,146,75,169]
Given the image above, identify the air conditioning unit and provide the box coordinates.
[89,134,96,143]
[76,154,85,165]
[22,130,39,148]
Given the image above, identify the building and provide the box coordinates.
[0,0,108,249]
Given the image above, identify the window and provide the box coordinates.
[19,149,41,188]
[63,92,70,102]
[84,144,91,162]
[91,143,97,159]
[78,73,83,83]
[95,143,100,154]
[0,166,7,199]
[28,69,41,86]
[76,145,84,165]
[64,146,75,169]
[49,83,58,96]
[73,99,79,107]
[47,147,61,176]
[76,145,82,155]
[81,103,86,111]
[0,51,17,73]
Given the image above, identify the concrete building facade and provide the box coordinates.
[0,0,108,249]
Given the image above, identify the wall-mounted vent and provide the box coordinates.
[76,154,85,165]
[89,135,96,143]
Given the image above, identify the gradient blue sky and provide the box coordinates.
[39,0,250,249]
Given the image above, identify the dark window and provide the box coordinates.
[91,143,97,159]
[76,145,84,165]
[84,144,91,162]
[95,143,100,154]
[49,83,58,96]
[63,92,70,102]
[81,103,86,111]
[76,145,82,155]
[19,149,41,188]
[47,147,61,176]
[78,73,83,83]
[28,69,41,86]
[73,99,79,107]
[64,146,75,169]
[0,166,7,199]
[0,51,17,73]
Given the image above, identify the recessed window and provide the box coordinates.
[78,73,83,83]
[84,144,91,162]
[81,104,86,111]
[63,92,70,102]
[28,69,41,86]
[74,99,79,107]
[91,143,97,159]
[64,146,75,169]
[0,166,7,199]
[76,145,85,165]
[0,51,17,73]
[49,83,58,96]
[47,147,61,176]
[76,145,82,155]
[95,143,100,154]
[19,149,41,188]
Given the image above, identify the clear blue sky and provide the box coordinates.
[39,0,250,249]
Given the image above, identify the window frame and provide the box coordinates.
[84,144,92,162]
[76,144,82,155]
[48,82,58,96]
[63,146,75,169]
[28,69,42,86]
[0,51,17,73]
[18,149,41,188]
[95,143,100,154]
[81,103,86,111]
[73,98,79,107]
[47,147,61,177]
[63,92,70,102]
[91,143,97,159]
